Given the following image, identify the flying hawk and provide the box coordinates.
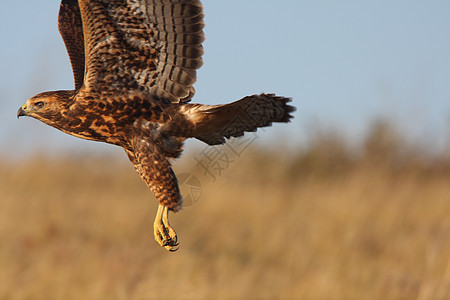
[17,0,295,251]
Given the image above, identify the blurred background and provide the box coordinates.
[0,0,449,299]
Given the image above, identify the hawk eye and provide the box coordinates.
[35,101,44,108]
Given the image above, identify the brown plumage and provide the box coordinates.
[17,0,295,251]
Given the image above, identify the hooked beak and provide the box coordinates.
[17,104,27,118]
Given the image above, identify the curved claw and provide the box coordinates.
[154,205,179,252]
[168,246,179,252]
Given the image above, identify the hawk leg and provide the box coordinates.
[126,131,183,252]
[154,204,178,252]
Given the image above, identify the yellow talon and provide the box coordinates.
[154,205,179,252]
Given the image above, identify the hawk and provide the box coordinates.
[17,0,295,251]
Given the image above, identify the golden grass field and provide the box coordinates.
[0,123,449,299]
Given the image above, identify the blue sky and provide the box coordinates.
[1,0,449,157]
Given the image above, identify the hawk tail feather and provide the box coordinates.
[183,94,295,145]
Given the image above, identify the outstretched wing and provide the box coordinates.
[78,0,205,103]
[58,0,85,90]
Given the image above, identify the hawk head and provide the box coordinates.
[17,91,73,126]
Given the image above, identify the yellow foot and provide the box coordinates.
[154,205,179,252]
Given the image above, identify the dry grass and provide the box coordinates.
[0,123,449,299]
